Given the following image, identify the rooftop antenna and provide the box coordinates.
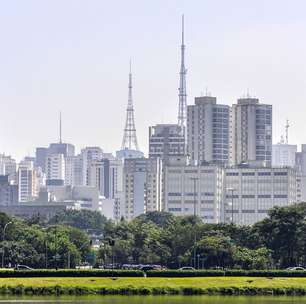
[59,111,62,144]
[246,88,250,98]
[285,119,290,144]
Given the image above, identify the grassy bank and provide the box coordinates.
[2,277,306,295]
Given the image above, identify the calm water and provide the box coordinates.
[0,296,305,304]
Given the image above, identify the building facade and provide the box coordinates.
[123,158,162,220]
[149,124,185,163]
[272,143,297,168]
[0,175,18,206]
[164,156,224,223]
[187,96,230,165]
[224,166,297,225]
[231,97,272,166]
[18,163,37,203]
[45,154,65,185]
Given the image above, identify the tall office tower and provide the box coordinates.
[88,157,123,199]
[35,148,48,172]
[231,97,272,166]
[81,147,103,186]
[164,156,224,223]
[123,158,162,220]
[178,15,187,146]
[18,161,37,203]
[0,176,18,206]
[187,96,230,165]
[149,124,185,164]
[0,154,17,183]
[45,154,65,186]
[65,154,83,186]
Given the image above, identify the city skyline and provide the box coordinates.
[1,0,306,160]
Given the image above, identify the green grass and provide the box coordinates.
[2,277,306,295]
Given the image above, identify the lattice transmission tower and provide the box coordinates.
[121,61,139,151]
[178,14,187,144]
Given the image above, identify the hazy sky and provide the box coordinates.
[1,0,306,160]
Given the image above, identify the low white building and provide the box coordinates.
[164,156,224,223]
[224,166,297,225]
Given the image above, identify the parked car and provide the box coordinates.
[178,267,195,271]
[286,266,306,271]
[15,265,34,271]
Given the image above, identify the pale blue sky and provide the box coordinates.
[1,0,306,159]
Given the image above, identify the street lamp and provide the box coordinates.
[227,188,235,224]
[2,221,12,268]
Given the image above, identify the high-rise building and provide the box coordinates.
[123,158,162,220]
[18,162,38,203]
[187,96,230,165]
[164,156,224,223]
[45,154,65,185]
[231,97,272,166]
[149,124,185,163]
[65,155,83,186]
[224,166,296,225]
[0,154,17,183]
[35,148,48,172]
[81,147,103,186]
[0,175,18,206]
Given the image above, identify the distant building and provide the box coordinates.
[0,154,17,183]
[65,154,83,186]
[81,147,103,186]
[116,148,144,160]
[48,143,75,158]
[187,96,230,165]
[149,124,185,164]
[164,156,224,223]
[224,166,297,225]
[45,154,65,185]
[272,143,297,167]
[123,157,162,220]
[17,161,38,203]
[0,175,18,206]
[230,97,272,166]
[295,144,306,202]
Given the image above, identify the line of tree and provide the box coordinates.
[2,203,306,269]
[94,203,306,269]
[0,212,92,269]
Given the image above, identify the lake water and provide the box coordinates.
[0,296,305,303]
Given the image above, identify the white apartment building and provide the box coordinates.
[18,161,38,203]
[187,96,230,165]
[45,154,65,184]
[123,158,162,220]
[0,154,17,183]
[224,167,297,225]
[231,97,272,166]
[164,156,224,223]
[272,143,297,168]
[81,147,103,186]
